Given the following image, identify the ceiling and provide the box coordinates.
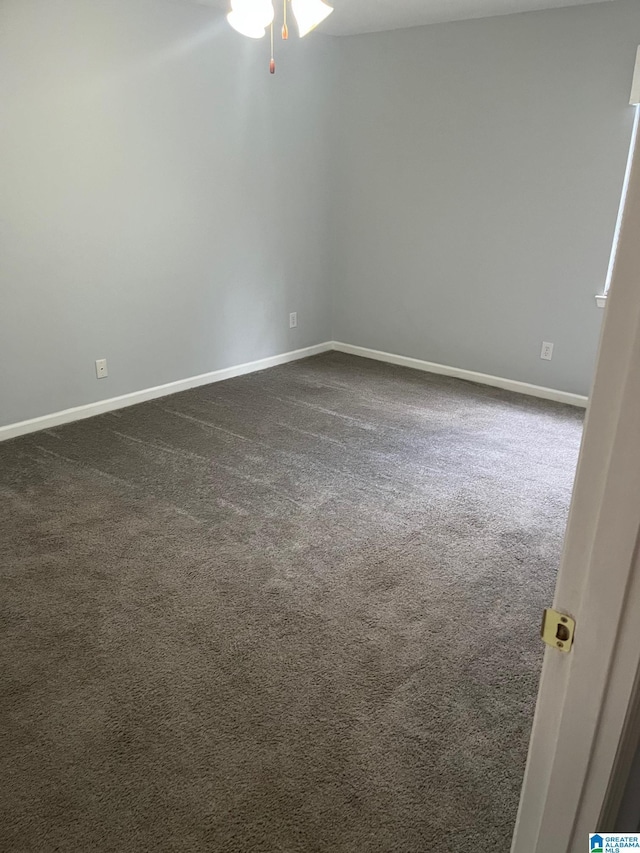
[194,0,616,36]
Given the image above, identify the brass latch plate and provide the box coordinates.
[541,608,575,653]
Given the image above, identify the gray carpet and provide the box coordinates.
[0,352,583,853]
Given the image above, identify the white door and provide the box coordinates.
[511,61,640,853]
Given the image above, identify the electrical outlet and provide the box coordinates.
[289,312,297,329]
[540,342,554,361]
[95,358,108,379]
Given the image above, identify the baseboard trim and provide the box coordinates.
[331,342,589,408]
[0,339,588,441]
[0,342,333,442]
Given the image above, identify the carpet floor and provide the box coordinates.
[0,352,583,853]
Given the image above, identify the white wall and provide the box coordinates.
[2,0,638,428]
[0,0,336,427]
[330,0,640,397]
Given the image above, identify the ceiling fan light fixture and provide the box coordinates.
[227,0,275,38]
[227,10,267,38]
[290,0,333,37]
[225,0,332,72]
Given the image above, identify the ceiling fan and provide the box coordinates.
[227,0,333,72]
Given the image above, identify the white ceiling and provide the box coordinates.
[195,0,616,35]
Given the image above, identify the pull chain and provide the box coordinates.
[282,0,288,39]
[269,22,275,74]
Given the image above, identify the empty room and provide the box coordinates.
[2,0,640,850]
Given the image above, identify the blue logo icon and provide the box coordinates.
[590,835,603,853]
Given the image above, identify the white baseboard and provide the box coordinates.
[331,342,589,408]
[0,342,333,442]
[0,338,588,442]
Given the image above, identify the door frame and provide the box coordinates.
[511,79,640,851]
